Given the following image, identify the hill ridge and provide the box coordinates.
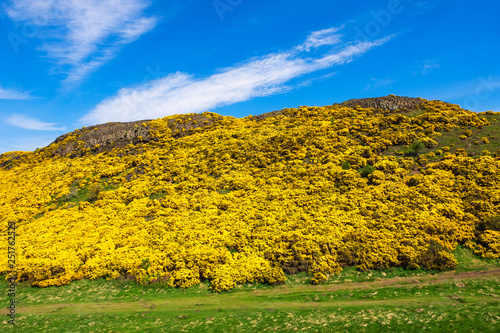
[1,95,499,292]
[35,95,429,157]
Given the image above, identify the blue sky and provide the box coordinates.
[0,0,499,153]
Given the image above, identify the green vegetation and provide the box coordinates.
[357,164,375,177]
[384,112,500,161]
[1,97,500,331]
[407,140,425,156]
[1,247,499,332]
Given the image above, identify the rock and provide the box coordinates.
[7,96,431,159]
[48,120,153,157]
[45,113,222,157]
[338,95,425,111]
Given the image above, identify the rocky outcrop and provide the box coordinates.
[45,113,223,157]
[338,95,425,111]
[249,110,286,122]
[48,120,153,156]
[251,96,425,122]
[20,96,428,158]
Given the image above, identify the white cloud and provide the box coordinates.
[296,27,343,52]
[295,72,337,89]
[5,114,66,131]
[0,87,36,100]
[413,60,440,75]
[5,0,157,86]
[364,78,396,91]
[81,28,393,125]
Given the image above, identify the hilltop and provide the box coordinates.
[8,95,427,159]
[0,95,499,292]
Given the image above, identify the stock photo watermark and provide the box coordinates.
[354,0,403,42]
[463,75,500,110]
[7,23,39,54]
[6,1,62,54]
[6,221,17,325]
[213,0,243,22]
[144,65,168,83]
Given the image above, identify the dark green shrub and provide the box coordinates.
[475,215,500,237]
[357,164,375,177]
[405,140,425,157]
[418,240,457,271]
[281,253,309,275]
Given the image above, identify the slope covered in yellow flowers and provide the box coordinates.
[1,96,499,291]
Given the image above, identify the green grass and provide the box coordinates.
[431,115,500,157]
[54,177,121,207]
[453,245,500,272]
[2,246,500,332]
[382,113,500,162]
[2,276,499,332]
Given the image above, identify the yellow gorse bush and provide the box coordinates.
[0,100,499,291]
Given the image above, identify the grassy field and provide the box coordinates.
[383,112,500,160]
[2,247,500,332]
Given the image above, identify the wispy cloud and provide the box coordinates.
[81,27,393,125]
[412,1,444,14]
[296,27,343,52]
[4,0,157,86]
[5,114,66,131]
[364,78,396,91]
[296,72,337,89]
[0,87,36,100]
[413,59,440,75]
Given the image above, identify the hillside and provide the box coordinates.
[1,95,499,292]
